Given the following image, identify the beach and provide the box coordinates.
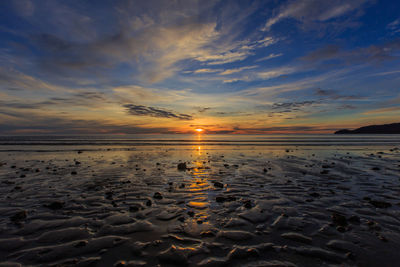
[0,135,400,266]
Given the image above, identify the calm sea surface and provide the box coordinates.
[0,134,399,151]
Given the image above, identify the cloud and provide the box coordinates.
[223,66,296,83]
[301,40,400,65]
[315,88,362,100]
[255,53,283,62]
[219,66,257,75]
[123,104,193,120]
[22,2,279,83]
[387,18,400,34]
[12,0,34,17]
[191,68,222,74]
[362,106,400,115]
[0,114,173,135]
[232,125,335,133]
[264,0,369,31]
[197,107,211,113]
[271,101,316,110]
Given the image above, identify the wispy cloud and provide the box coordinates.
[219,66,257,75]
[264,0,369,31]
[255,53,283,62]
[123,104,193,120]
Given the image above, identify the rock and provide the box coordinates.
[331,212,347,227]
[348,215,360,224]
[281,232,312,244]
[44,201,65,210]
[216,195,236,203]
[369,200,391,208]
[74,240,88,247]
[177,163,187,171]
[10,210,27,222]
[71,171,77,175]
[243,200,253,209]
[213,182,224,188]
[153,192,163,200]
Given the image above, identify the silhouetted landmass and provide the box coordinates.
[335,123,400,134]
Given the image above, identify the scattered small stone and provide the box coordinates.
[177,162,187,171]
[44,201,65,210]
[216,195,236,203]
[71,171,77,175]
[74,240,88,247]
[153,192,163,200]
[348,215,360,224]
[243,200,253,209]
[187,211,195,217]
[10,210,27,222]
[105,191,113,200]
[213,182,224,188]
[369,200,391,208]
[331,212,347,227]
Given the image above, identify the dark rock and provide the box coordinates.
[10,210,27,222]
[74,240,88,247]
[369,200,391,208]
[105,191,113,200]
[216,195,236,203]
[146,200,152,206]
[129,205,140,212]
[243,200,253,209]
[348,215,360,224]
[177,163,187,171]
[309,192,320,198]
[45,201,65,210]
[71,171,77,175]
[331,212,347,227]
[153,192,163,200]
[213,182,224,188]
[187,211,195,217]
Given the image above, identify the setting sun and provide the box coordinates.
[195,128,204,133]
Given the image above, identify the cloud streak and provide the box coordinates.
[123,104,193,120]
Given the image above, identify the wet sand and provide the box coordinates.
[1,144,400,266]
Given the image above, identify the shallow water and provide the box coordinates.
[0,135,400,266]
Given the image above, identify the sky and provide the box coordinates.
[0,0,399,135]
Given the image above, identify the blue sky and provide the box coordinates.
[0,0,399,134]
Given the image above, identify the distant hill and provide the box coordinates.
[335,123,400,134]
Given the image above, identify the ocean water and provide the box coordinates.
[0,134,399,151]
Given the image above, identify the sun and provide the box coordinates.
[195,128,204,133]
